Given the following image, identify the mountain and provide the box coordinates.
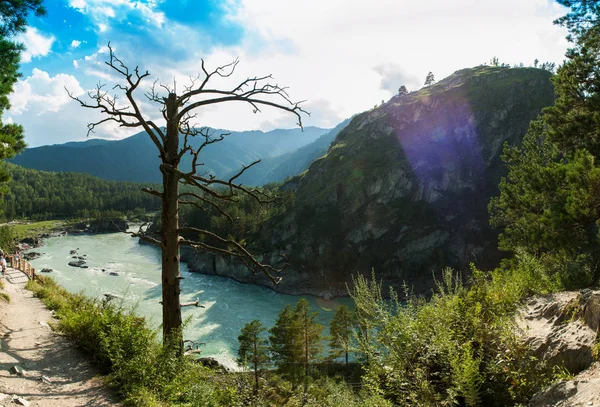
[11,127,329,183]
[223,118,352,186]
[186,66,556,297]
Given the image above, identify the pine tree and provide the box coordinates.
[329,304,354,369]
[0,1,45,199]
[269,304,302,387]
[489,0,600,284]
[238,320,269,392]
[292,298,324,396]
[269,299,323,391]
[424,71,435,86]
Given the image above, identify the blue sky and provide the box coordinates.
[7,0,570,147]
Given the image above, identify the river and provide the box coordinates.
[27,231,352,370]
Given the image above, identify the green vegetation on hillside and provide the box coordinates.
[1,163,160,220]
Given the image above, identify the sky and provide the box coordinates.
[5,0,570,147]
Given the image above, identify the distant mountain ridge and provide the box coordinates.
[224,119,351,186]
[12,126,331,184]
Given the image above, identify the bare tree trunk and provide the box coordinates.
[161,93,182,350]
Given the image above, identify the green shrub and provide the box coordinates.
[351,261,560,407]
[26,276,238,406]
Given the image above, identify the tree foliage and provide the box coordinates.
[489,0,600,282]
[0,0,45,199]
[328,304,354,368]
[269,298,323,390]
[238,319,270,392]
[1,163,160,220]
[424,71,435,86]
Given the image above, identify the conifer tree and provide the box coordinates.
[269,299,323,391]
[269,304,301,386]
[424,71,435,86]
[293,298,324,396]
[238,319,269,392]
[329,304,354,369]
[0,0,45,198]
[489,0,600,283]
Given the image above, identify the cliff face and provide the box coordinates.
[187,66,555,297]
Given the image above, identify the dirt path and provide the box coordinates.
[0,268,119,406]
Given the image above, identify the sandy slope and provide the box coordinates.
[0,268,119,406]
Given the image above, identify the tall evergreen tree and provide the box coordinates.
[269,304,302,387]
[489,0,600,283]
[292,298,324,396]
[424,71,435,86]
[269,299,323,391]
[238,319,269,392]
[329,304,354,369]
[0,1,45,197]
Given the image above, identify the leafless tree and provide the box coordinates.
[68,43,307,351]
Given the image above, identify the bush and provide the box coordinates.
[26,277,238,406]
[351,261,561,407]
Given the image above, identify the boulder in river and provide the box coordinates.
[23,252,41,261]
[109,272,119,276]
[68,260,86,268]
[40,268,53,273]
[20,237,41,247]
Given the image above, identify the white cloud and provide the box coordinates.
[21,0,574,146]
[202,0,571,130]
[68,0,87,9]
[20,28,55,63]
[373,64,421,94]
[68,0,166,28]
[7,69,132,146]
[9,69,84,115]
[70,40,82,49]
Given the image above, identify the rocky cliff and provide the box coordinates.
[187,66,555,297]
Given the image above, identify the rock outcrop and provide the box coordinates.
[186,66,555,296]
[521,291,600,406]
[87,218,128,233]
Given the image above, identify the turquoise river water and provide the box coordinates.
[27,231,351,370]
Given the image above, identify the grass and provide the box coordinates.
[9,220,66,240]
[0,292,9,303]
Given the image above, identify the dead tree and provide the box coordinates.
[68,43,306,352]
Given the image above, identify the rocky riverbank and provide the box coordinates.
[181,248,349,298]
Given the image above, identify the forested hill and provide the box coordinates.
[10,127,330,184]
[1,163,160,220]
[187,66,556,297]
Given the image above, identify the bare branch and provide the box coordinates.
[178,227,288,284]
[125,222,162,248]
[181,298,205,308]
[141,187,164,199]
